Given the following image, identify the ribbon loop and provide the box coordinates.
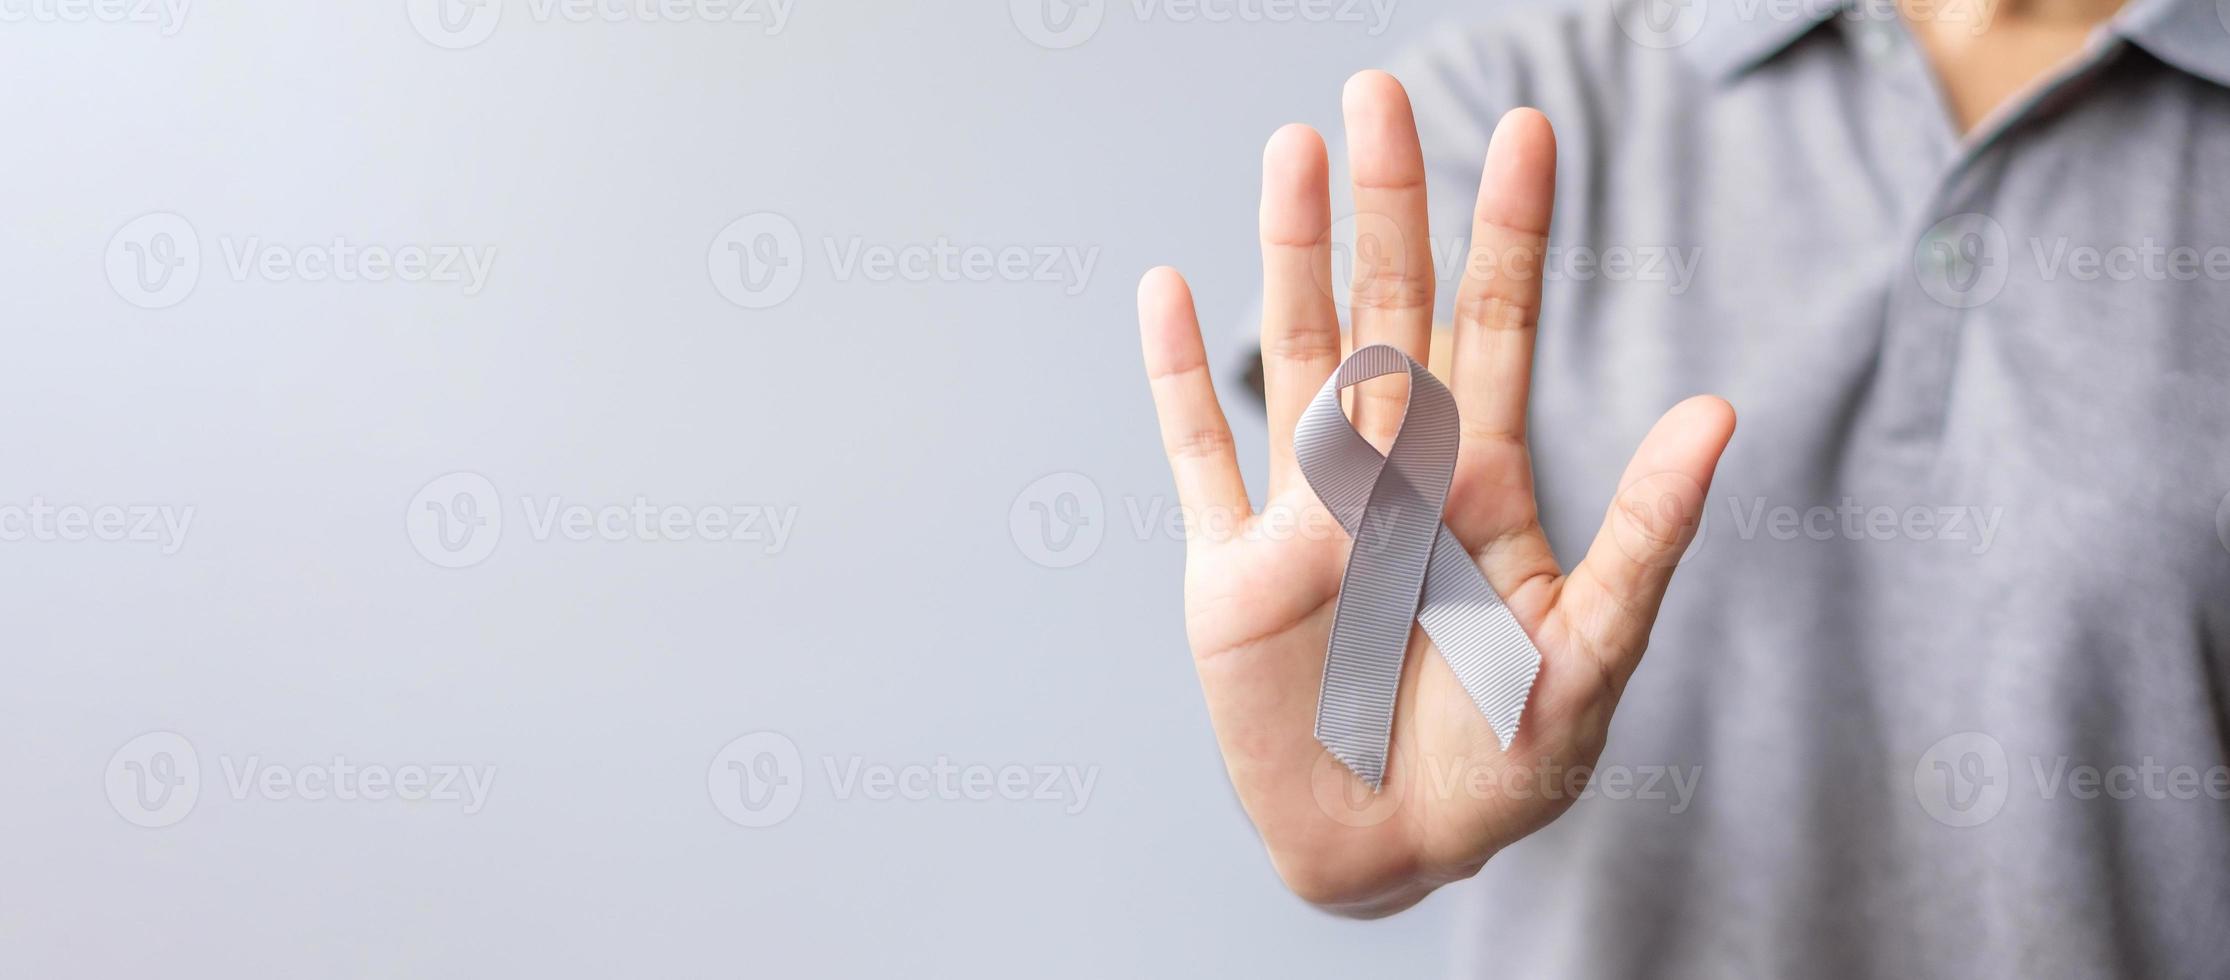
[1294,345,1543,790]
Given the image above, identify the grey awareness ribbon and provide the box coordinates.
[1296,344,1543,790]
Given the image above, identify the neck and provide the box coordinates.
[1895,0,2129,132]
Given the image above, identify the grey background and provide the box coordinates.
[0,0,1504,976]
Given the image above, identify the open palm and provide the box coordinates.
[1138,72,1735,918]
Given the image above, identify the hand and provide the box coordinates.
[1137,71,1736,918]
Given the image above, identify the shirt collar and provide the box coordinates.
[1679,0,1865,80]
[1680,0,2230,89]
[2113,0,2230,88]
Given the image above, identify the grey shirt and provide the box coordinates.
[1287,0,2230,975]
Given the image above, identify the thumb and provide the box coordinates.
[1562,395,1735,689]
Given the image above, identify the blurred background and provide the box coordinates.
[0,1,1509,975]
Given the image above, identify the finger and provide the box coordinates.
[1340,70,1435,444]
[1138,267,1251,526]
[1445,110,1560,588]
[1260,123,1341,497]
[1451,108,1553,456]
[1565,396,1737,687]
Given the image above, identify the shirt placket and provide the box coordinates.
[1847,13,2126,468]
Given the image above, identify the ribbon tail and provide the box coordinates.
[1416,525,1543,751]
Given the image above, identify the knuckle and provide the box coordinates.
[1459,419,1526,451]
[1261,227,1331,250]
[1453,288,1538,335]
[1613,480,1697,559]
[1350,261,1434,312]
[1619,499,1683,553]
[1464,511,1543,563]
[1165,426,1235,461]
[1473,215,1551,243]
[1265,330,1342,363]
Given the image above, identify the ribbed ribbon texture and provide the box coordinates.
[1294,345,1543,790]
